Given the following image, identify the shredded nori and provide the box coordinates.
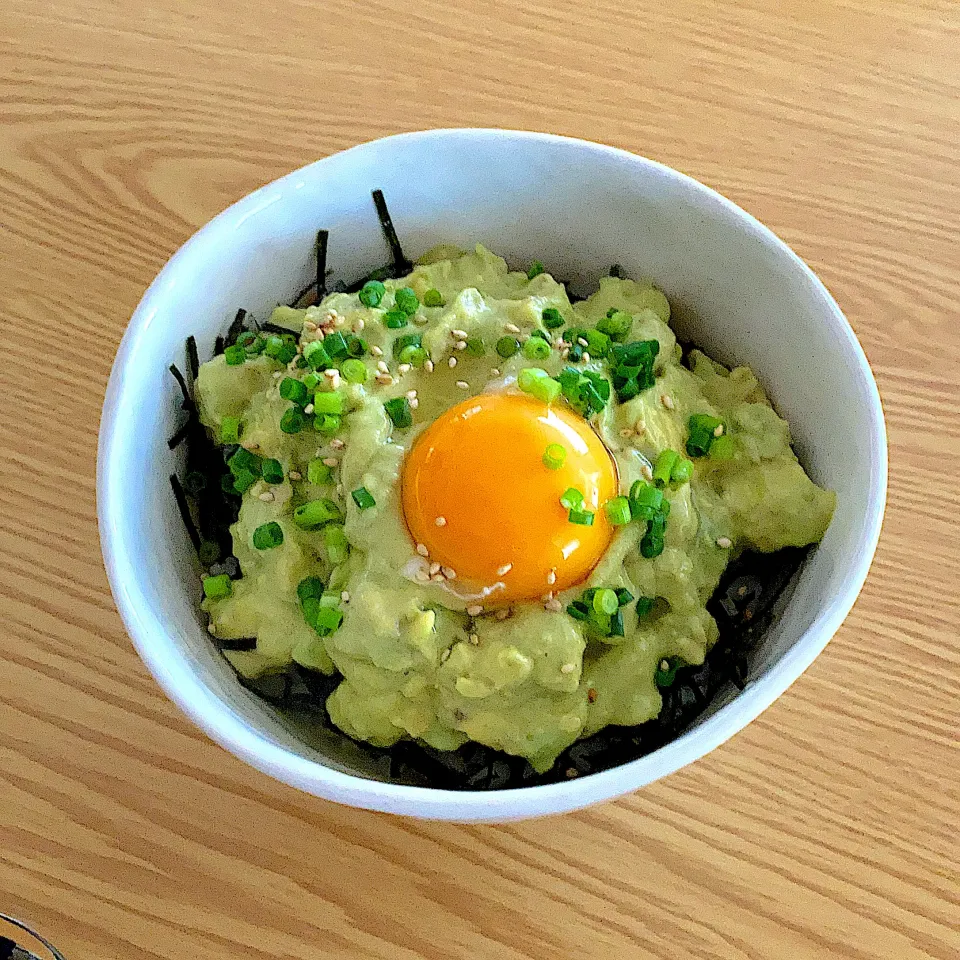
[171,199,813,790]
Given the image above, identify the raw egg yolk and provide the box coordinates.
[401,392,617,603]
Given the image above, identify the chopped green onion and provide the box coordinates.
[314,414,341,435]
[566,601,590,622]
[605,496,632,526]
[542,307,565,329]
[709,435,735,461]
[615,587,634,606]
[636,596,655,617]
[312,391,345,415]
[496,336,520,358]
[345,334,368,358]
[307,458,333,485]
[220,416,241,444]
[384,396,412,428]
[423,288,444,307]
[280,408,305,434]
[568,508,595,526]
[252,521,284,550]
[280,377,309,405]
[228,446,261,477]
[655,657,681,688]
[465,336,485,357]
[297,576,325,603]
[351,486,376,510]
[314,605,344,633]
[687,414,724,457]
[394,287,419,315]
[358,280,385,307]
[398,345,428,366]
[224,344,246,366]
[293,498,341,530]
[220,473,237,495]
[596,310,633,341]
[527,260,545,279]
[542,443,566,470]
[202,574,232,600]
[518,367,548,392]
[232,468,258,494]
[244,335,266,355]
[264,335,285,358]
[392,332,422,359]
[341,358,368,383]
[261,458,285,484]
[304,372,322,390]
[593,588,619,616]
[640,513,666,558]
[304,340,331,370]
[629,480,664,520]
[383,310,408,329]
[276,344,298,364]
[533,377,561,403]
[670,457,694,485]
[324,525,349,564]
[653,449,680,487]
[323,332,349,360]
[522,336,551,361]
[609,608,625,637]
[560,487,584,510]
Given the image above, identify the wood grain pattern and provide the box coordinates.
[1,0,958,957]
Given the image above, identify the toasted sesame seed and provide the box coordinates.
[272,371,283,379]
[416,543,429,557]
[258,491,274,502]
[560,663,576,674]
[245,441,260,451]
[440,648,451,662]
[456,380,470,389]
[505,323,521,334]
[448,356,458,368]
[324,368,338,379]
[497,563,512,576]
[354,317,365,331]
[429,561,441,576]
[634,418,647,436]
[469,634,479,646]
[490,368,501,377]
[207,623,217,635]
[587,688,598,703]
[435,515,447,526]
[406,389,418,399]
[466,604,483,616]
[303,403,315,415]
[542,591,554,603]
[717,536,733,549]
[714,424,724,437]
[566,767,579,779]
[409,398,420,409]
[451,328,468,339]
[375,373,394,385]
[370,345,384,357]
[424,359,435,372]
[640,463,654,481]
[413,314,429,325]
[659,659,670,671]
[415,569,430,583]
[442,566,457,581]
[582,352,591,362]
[545,598,563,612]
[377,360,390,374]
[547,569,557,585]
[455,340,467,351]
[341,591,350,603]
[303,319,318,332]
[398,363,411,374]
[560,347,570,359]
[322,458,338,467]
[289,470,303,480]
[577,337,588,347]
[330,438,345,450]
[336,484,343,495]
[661,394,675,410]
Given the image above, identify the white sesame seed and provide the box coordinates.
[435,516,447,527]
[409,398,420,409]
[448,356,458,369]
[376,360,390,374]
[634,418,647,436]
[354,318,365,331]
[455,380,470,389]
[497,563,512,576]
[258,491,274,502]
[640,463,654,481]
[431,573,445,582]
[398,363,411,374]
[455,340,467,351]
[582,352,591,362]
[406,389,418,399]
[490,368,501,377]
[466,604,483,616]
[560,663,576,674]
[424,359,435,372]
[324,368,338,379]
[415,569,430,583]
[659,659,670,671]
[303,403,315,415]
[505,323,521,334]
[416,543,429,557]
[245,441,259,451]
[577,337,588,348]
[451,328,468,339]
[375,373,394,385]
[547,569,557,585]
[440,647,451,662]
[544,598,563,612]
[429,561,441,576]
[370,345,383,357]
[207,623,217,635]
[714,424,724,437]
[289,470,303,481]
[442,566,457,581]
[560,347,570,359]
[322,457,338,467]
[661,394,675,410]
[272,371,283,379]
[717,536,733,549]
[303,320,318,332]
[330,438,345,450]
[469,634,480,646]
[339,592,350,604]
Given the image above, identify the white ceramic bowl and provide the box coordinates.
[98,129,886,821]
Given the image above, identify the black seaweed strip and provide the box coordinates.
[371,189,412,275]
[186,335,200,385]
[168,363,194,411]
[167,421,191,450]
[214,335,225,356]
[214,637,258,651]
[226,308,247,345]
[170,474,202,551]
[258,320,299,336]
[316,229,329,300]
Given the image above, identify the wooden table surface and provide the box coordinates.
[2,1,958,957]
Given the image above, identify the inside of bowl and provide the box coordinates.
[104,131,883,788]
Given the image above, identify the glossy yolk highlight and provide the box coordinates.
[401,392,617,603]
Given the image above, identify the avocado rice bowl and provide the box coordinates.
[168,192,834,790]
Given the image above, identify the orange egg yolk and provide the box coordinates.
[401,392,618,603]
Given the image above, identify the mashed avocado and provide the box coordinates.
[196,246,834,771]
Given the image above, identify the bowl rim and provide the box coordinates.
[97,128,887,821]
